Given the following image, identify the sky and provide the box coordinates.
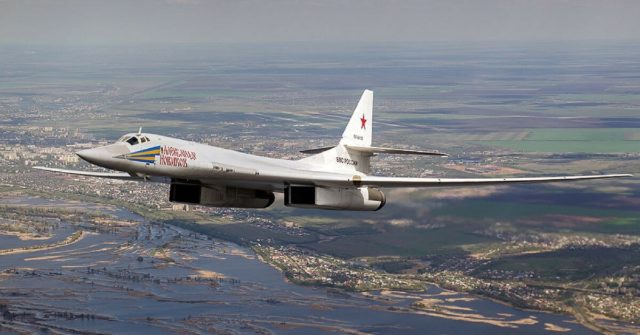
[0,0,638,45]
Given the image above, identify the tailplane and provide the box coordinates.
[299,89,446,175]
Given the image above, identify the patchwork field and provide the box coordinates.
[1,42,639,333]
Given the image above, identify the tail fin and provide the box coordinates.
[299,89,446,174]
[340,90,373,147]
[299,90,374,174]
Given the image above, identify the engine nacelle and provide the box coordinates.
[284,185,385,211]
[170,180,274,208]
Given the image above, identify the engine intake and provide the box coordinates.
[285,185,385,211]
[170,180,274,208]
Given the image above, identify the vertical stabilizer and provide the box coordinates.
[300,90,374,174]
[340,90,372,147]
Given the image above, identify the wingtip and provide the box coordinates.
[428,151,448,157]
[601,173,633,178]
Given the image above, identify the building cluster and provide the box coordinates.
[0,143,84,166]
[1,124,638,325]
[255,245,423,291]
[581,294,640,321]
[474,227,640,259]
[419,270,567,313]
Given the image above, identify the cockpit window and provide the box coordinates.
[119,134,149,145]
[126,137,139,145]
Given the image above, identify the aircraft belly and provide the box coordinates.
[200,179,285,192]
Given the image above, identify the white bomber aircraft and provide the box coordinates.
[35,90,631,211]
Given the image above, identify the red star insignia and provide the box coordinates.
[360,114,367,130]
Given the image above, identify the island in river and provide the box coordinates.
[1,192,632,335]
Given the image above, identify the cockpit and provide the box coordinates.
[118,134,151,146]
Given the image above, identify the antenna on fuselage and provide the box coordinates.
[137,127,142,136]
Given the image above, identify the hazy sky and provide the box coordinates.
[0,0,638,45]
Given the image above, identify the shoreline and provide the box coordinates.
[251,244,637,335]
[0,230,84,256]
[2,189,635,334]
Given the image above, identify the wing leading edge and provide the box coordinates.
[33,166,631,188]
[33,166,140,180]
[346,173,632,188]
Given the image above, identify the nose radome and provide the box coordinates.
[76,148,104,165]
[76,143,131,168]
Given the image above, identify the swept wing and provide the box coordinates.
[33,166,140,180]
[345,173,632,188]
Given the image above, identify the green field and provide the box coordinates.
[432,199,640,233]
[474,246,640,281]
[301,226,498,258]
[433,199,639,219]
[479,128,640,153]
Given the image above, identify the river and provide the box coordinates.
[0,196,602,334]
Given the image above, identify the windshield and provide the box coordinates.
[119,134,150,145]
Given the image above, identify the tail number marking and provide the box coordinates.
[336,157,358,166]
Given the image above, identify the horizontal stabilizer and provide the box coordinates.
[345,145,448,156]
[300,146,335,154]
[33,166,139,180]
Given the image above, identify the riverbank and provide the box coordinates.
[2,187,637,334]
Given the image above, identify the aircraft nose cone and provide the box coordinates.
[76,143,130,169]
[76,148,103,165]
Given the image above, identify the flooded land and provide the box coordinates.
[1,42,639,334]
[0,195,606,335]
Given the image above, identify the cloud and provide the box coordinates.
[162,0,202,5]
[1,0,639,44]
